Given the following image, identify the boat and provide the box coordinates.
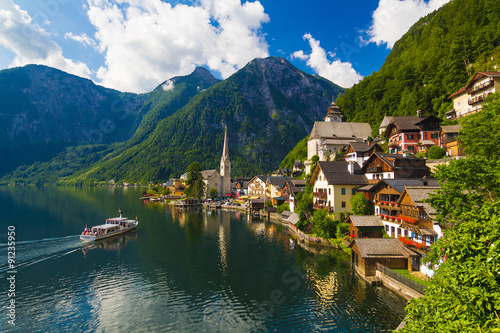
[80,209,139,242]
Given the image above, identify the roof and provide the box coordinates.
[321,138,356,146]
[362,152,428,172]
[386,115,442,134]
[440,125,462,134]
[309,121,372,140]
[379,115,394,128]
[349,215,384,227]
[284,212,300,225]
[419,140,436,146]
[449,86,467,98]
[351,238,418,258]
[314,161,368,186]
[347,141,383,154]
[465,71,500,90]
[371,178,439,194]
[267,176,287,187]
[401,186,440,217]
[249,175,267,184]
[201,170,219,179]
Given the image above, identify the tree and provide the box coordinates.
[186,162,203,187]
[350,193,374,215]
[401,91,500,331]
[312,209,337,239]
[209,187,218,200]
[459,93,500,159]
[427,145,446,159]
[277,202,290,214]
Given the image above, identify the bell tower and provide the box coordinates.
[220,126,231,196]
[324,97,343,122]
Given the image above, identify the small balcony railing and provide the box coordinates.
[467,79,494,94]
[313,192,327,199]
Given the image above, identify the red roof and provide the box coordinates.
[449,86,466,98]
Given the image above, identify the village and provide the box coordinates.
[140,71,499,300]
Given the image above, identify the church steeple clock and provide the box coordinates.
[324,97,343,122]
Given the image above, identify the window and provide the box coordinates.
[431,133,438,139]
[341,188,346,195]
[408,145,414,151]
[351,188,356,195]
[328,188,331,195]
[341,201,346,208]
[406,134,414,140]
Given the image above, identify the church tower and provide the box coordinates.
[324,97,343,122]
[220,126,231,196]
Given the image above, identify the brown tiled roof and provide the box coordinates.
[309,121,372,140]
[351,238,418,258]
[440,125,462,133]
[449,86,467,98]
[400,186,440,217]
[349,215,383,227]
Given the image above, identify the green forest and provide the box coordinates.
[336,0,500,129]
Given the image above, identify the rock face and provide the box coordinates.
[1,57,344,183]
[0,65,146,175]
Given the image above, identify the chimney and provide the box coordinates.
[417,110,422,118]
[348,161,355,175]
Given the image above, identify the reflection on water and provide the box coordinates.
[0,186,406,332]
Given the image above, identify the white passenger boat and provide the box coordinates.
[80,209,139,242]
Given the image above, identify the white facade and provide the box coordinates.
[247,176,266,197]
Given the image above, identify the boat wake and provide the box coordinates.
[0,235,81,273]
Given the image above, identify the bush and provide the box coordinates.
[277,202,290,214]
[265,200,273,208]
[427,146,446,159]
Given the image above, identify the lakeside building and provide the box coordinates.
[384,111,442,154]
[446,71,500,120]
[247,175,267,197]
[305,100,372,173]
[309,161,368,219]
[220,126,231,196]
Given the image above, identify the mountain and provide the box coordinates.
[2,66,221,184]
[55,57,344,184]
[336,0,500,128]
[0,64,148,176]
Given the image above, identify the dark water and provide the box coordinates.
[0,186,406,332]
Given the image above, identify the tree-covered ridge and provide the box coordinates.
[280,135,308,170]
[336,0,500,128]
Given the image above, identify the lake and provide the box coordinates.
[0,186,406,332]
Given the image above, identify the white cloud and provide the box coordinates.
[84,0,270,93]
[292,34,363,88]
[0,0,91,78]
[161,79,174,91]
[367,0,450,48]
[64,32,98,49]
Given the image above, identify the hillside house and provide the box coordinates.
[266,177,288,205]
[361,152,429,184]
[446,72,500,120]
[385,111,442,154]
[344,141,384,167]
[286,179,306,212]
[440,125,464,157]
[309,161,368,219]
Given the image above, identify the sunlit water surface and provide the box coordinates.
[0,186,406,332]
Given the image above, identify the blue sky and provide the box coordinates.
[0,0,449,93]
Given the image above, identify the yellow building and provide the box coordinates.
[309,161,369,220]
[446,71,500,120]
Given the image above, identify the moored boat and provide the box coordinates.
[80,209,139,242]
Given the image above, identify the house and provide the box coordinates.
[447,72,500,120]
[361,151,430,184]
[385,111,442,154]
[305,100,372,173]
[285,179,307,212]
[309,161,369,219]
[396,186,442,247]
[168,179,185,197]
[440,125,464,157]
[266,177,288,205]
[293,160,305,172]
[344,140,384,167]
[367,178,438,237]
[200,170,222,198]
[445,87,468,120]
[347,215,384,239]
[247,175,267,197]
[349,238,420,276]
[284,212,300,232]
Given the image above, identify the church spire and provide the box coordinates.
[222,125,229,159]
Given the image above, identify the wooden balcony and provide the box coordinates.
[468,93,491,105]
[388,141,399,148]
[467,79,494,94]
[313,191,327,199]
[367,166,383,173]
